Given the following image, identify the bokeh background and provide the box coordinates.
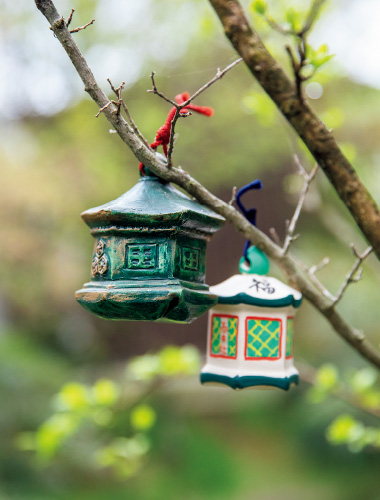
[1,0,380,498]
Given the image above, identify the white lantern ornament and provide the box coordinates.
[201,181,302,391]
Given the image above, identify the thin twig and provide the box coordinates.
[333,245,373,306]
[209,0,380,262]
[263,0,326,38]
[309,256,330,275]
[66,8,74,27]
[285,39,310,99]
[264,16,292,35]
[148,72,178,106]
[107,79,152,150]
[36,0,380,371]
[148,59,243,167]
[300,0,327,36]
[299,257,335,301]
[170,59,242,167]
[96,81,124,117]
[69,18,95,34]
[182,58,243,105]
[262,1,326,98]
[269,228,281,246]
[95,100,117,118]
[298,361,380,419]
[283,156,318,254]
[229,186,237,205]
[166,108,181,168]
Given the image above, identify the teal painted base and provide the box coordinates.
[75,279,217,323]
[200,372,299,391]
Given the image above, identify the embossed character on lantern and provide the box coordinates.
[75,158,225,323]
[76,92,224,323]
[200,255,302,390]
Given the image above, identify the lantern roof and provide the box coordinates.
[211,274,302,308]
[81,175,225,236]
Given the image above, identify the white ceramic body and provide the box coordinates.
[201,303,299,390]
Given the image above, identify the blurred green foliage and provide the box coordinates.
[1,0,380,498]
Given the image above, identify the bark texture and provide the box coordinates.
[35,0,380,370]
[209,0,380,261]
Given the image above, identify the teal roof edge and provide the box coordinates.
[200,373,299,391]
[217,292,303,308]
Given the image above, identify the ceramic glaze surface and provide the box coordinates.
[212,274,302,308]
[201,275,302,390]
[76,173,225,323]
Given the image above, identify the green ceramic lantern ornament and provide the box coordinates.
[75,155,225,323]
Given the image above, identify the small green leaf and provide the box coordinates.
[315,364,338,391]
[91,408,113,427]
[360,391,380,409]
[307,43,334,69]
[180,345,201,374]
[55,382,91,411]
[286,7,302,32]
[95,435,150,478]
[128,354,160,381]
[326,414,358,444]
[351,368,377,393]
[130,405,156,431]
[36,413,79,459]
[250,0,267,15]
[158,346,185,375]
[92,378,119,406]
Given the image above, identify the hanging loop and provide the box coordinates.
[236,179,262,261]
[236,179,269,275]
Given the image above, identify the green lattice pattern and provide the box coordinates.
[286,317,294,357]
[211,316,238,357]
[246,319,280,359]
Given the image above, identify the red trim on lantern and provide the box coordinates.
[209,313,239,360]
[244,316,283,361]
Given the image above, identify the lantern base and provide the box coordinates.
[75,279,217,323]
[200,372,299,391]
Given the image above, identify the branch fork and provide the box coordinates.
[147,59,242,167]
[282,155,319,255]
[35,0,380,370]
[49,8,95,35]
[333,245,373,306]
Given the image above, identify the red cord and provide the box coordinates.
[139,91,214,175]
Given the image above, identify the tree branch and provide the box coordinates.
[107,78,152,151]
[69,18,95,34]
[35,0,380,371]
[305,257,335,301]
[301,0,327,36]
[283,156,318,254]
[148,59,242,167]
[148,71,178,107]
[298,362,380,419]
[208,0,380,262]
[333,245,373,306]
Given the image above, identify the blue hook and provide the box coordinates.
[236,179,262,260]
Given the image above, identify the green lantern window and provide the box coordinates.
[210,314,238,359]
[127,244,158,269]
[75,166,225,323]
[245,317,282,360]
[286,317,294,358]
